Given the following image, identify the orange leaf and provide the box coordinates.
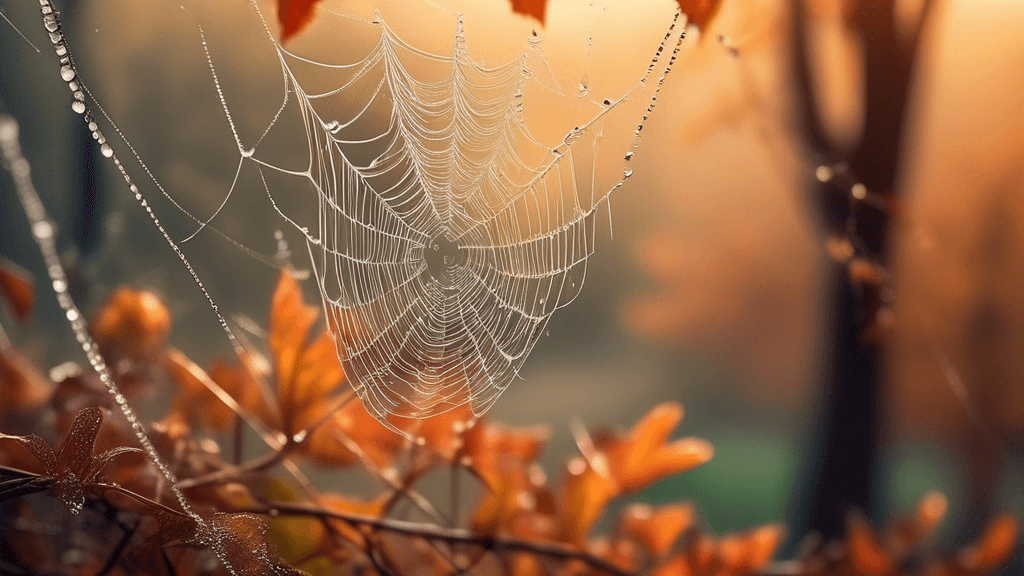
[0,257,34,322]
[510,0,546,24]
[277,0,324,43]
[959,514,1019,571]
[914,490,948,538]
[90,287,171,362]
[651,553,693,576]
[735,523,786,572]
[270,270,320,417]
[462,421,550,487]
[619,502,696,558]
[593,402,713,494]
[676,0,724,30]
[847,511,896,576]
[558,456,616,543]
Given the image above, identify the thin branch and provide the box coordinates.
[253,501,633,576]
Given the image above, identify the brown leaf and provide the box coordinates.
[277,0,324,43]
[206,512,302,576]
[0,430,58,476]
[90,287,171,363]
[0,257,34,322]
[593,402,714,494]
[677,0,724,30]
[56,406,103,478]
[0,348,52,417]
[510,0,546,24]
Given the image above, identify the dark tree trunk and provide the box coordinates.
[789,0,935,542]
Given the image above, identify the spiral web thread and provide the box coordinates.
[193,3,690,425]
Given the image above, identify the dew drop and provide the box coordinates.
[32,220,54,239]
[55,44,66,56]
[603,98,611,106]
[623,169,633,178]
[815,165,834,182]
[851,183,867,200]
[43,15,58,32]
[624,151,633,161]
[71,101,86,114]
[100,143,113,158]
[66,309,79,322]
[52,279,66,293]
[60,65,75,82]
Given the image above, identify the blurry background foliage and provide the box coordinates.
[1,0,1023,572]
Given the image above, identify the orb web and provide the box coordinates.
[185,2,689,424]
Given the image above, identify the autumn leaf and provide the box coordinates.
[618,502,696,558]
[846,511,896,576]
[277,0,323,43]
[592,402,714,494]
[0,347,52,418]
[958,513,1020,571]
[510,0,546,24]
[90,287,172,363]
[677,0,724,30]
[0,257,34,322]
[0,407,143,514]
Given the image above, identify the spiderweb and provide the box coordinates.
[183,1,688,423]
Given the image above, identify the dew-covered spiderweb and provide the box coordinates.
[148,0,687,424]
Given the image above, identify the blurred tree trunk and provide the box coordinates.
[789,0,935,541]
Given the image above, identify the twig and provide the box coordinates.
[177,442,294,490]
[253,501,633,576]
